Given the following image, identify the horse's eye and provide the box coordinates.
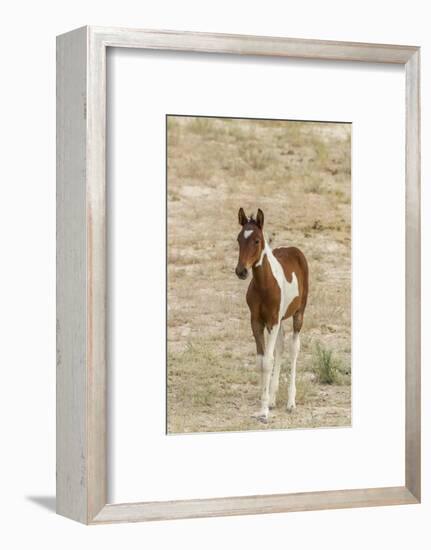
[255,239,260,245]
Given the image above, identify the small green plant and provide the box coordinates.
[312,343,342,385]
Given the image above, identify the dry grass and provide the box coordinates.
[167,115,351,433]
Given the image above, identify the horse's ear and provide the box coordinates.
[256,208,264,229]
[238,207,247,226]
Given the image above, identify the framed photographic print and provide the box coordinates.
[56,26,420,524]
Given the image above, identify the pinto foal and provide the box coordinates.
[235,208,309,422]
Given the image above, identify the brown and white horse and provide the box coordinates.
[235,208,309,422]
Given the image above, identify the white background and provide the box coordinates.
[109,50,405,503]
[1,1,430,549]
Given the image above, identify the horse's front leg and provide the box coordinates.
[250,318,265,417]
[251,318,265,375]
[254,322,280,423]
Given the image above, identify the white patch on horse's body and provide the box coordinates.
[255,245,266,267]
[244,229,254,239]
[255,238,299,321]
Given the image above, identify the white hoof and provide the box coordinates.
[287,402,296,413]
[252,410,269,423]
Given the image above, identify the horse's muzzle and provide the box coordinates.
[235,265,249,280]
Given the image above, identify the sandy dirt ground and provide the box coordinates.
[167,115,351,433]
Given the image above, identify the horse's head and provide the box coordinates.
[235,207,265,280]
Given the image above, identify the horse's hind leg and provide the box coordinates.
[287,311,303,412]
[269,324,284,409]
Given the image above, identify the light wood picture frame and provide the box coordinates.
[56,26,421,524]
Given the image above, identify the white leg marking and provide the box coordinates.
[269,325,284,408]
[256,354,263,385]
[254,324,280,422]
[287,332,300,411]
